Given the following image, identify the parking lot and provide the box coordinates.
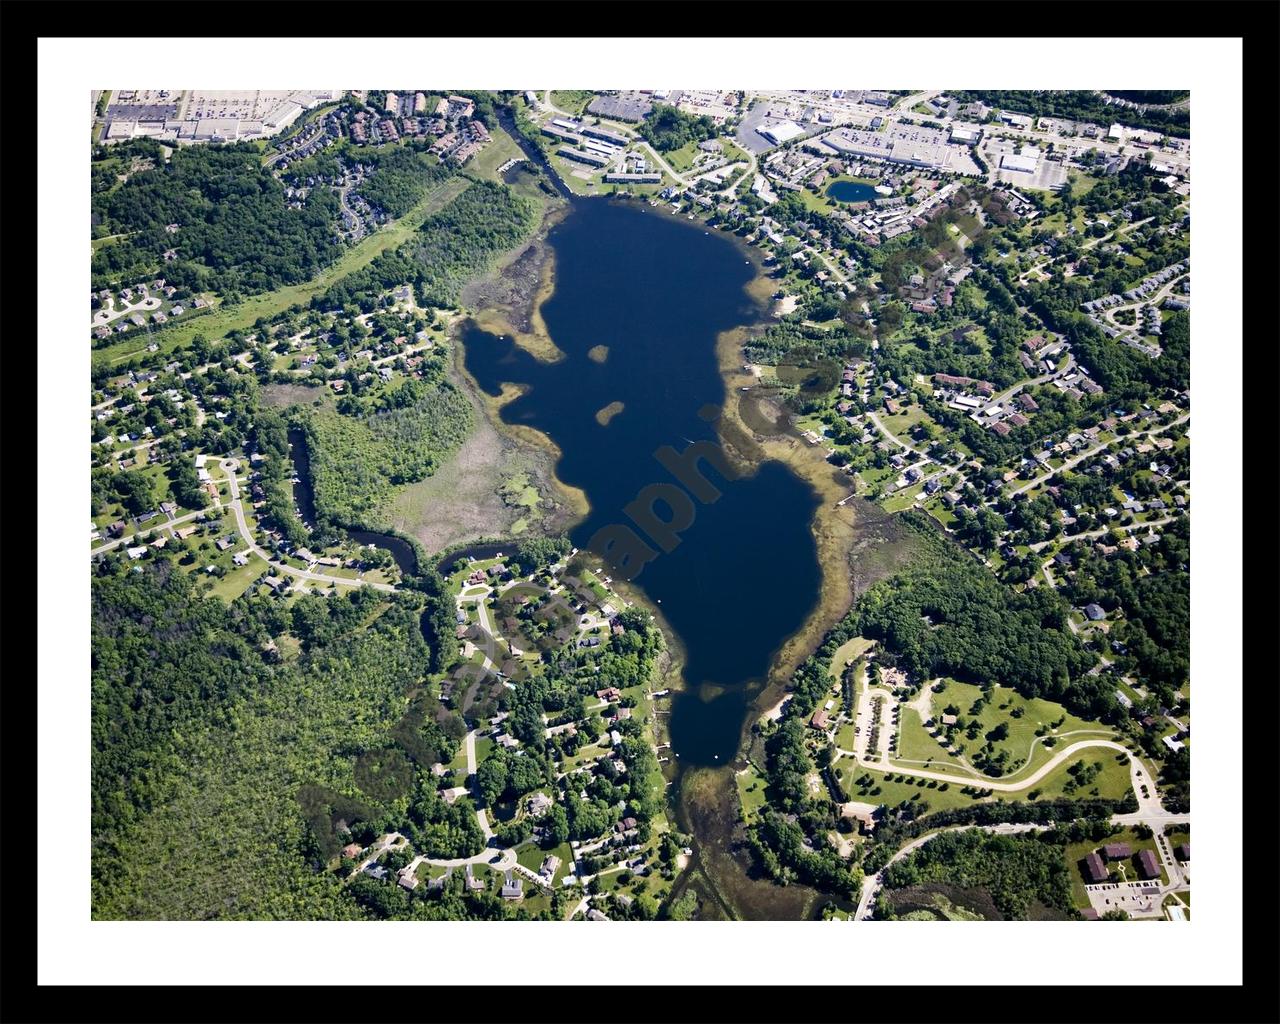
[1086,880,1166,919]
[984,138,1070,191]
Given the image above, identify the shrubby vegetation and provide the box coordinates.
[357,146,454,218]
[250,405,309,548]
[743,318,871,366]
[320,180,537,311]
[302,379,472,527]
[878,829,1076,919]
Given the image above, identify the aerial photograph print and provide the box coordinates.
[89,83,1197,927]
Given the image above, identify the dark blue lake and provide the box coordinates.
[825,179,879,203]
[461,199,822,765]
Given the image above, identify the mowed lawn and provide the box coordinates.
[828,636,874,679]
[836,759,975,814]
[895,708,971,772]
[1028,751,1133,802]
[465,122,527,182]
[735,761,769,823]
[94,176,474,368]
[877,402,936,443]
[923,680,1115,780]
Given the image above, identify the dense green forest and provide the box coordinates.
[637,103,718,152]
[878,829,1077,919]
[90,559,604,920]
[1104,91,1189,106]
[357,146,454,218]
[91,141,342,295]
[91,563,429,919]
[851,514,1110,720]
[1058,516,1189,702]
[302,378,472,527]
[950,90,1190,138]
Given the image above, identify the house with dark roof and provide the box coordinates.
[1135,849,1161,880]
[1174,843,1190,862]
[1082,852,1108,883]
[1102,842,1131,860]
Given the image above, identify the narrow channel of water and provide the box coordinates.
[286,426,418,576]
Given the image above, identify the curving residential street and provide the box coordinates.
[220,459,396,593]
[1009,412,1189,497]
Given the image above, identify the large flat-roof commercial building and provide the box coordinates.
[820,126,964,171]
[1000,152,1039,173]
[103,89,338,146]
[758,120,807,146]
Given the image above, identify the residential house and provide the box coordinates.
[1082,851,1108,883]
[1134,849,1161,880]
[500,872,524,900]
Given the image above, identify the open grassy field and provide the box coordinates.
[205,550,270,603]
[877,401,936,441]
[735,761,769,823]
[465,122,527,183]
[828,636,874,678]
[895,708,971,770]
[93,176,473,368]
[835,760,976,814]
[549,91,595,116]
[1029,752,1132,802]
[882,483,925,513]
[921,680,1115,780]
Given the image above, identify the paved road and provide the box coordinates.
[836,735,1139,794]
[464,730,478,776]
[716,146,757,196]
[91,505,212,555]
[220,459,395,593]
[422,845,517,871]
[986,351,1076,409]
[636,140,689,187]
[540,91,689,188]
[1009,413,1189,497]
[863,410,968,499]
[864,410,928,459]
[1028,515,1178,553]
